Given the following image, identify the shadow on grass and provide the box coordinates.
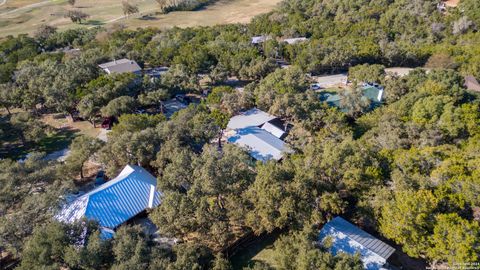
[230,231,281,270]
[0,128,78,160]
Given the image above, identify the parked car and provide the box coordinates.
[95,171,106,186]
[311,83,321,90]
[101,117,114,129]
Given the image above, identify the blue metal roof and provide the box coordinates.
[57,165,162,229]
[319,217,395,270]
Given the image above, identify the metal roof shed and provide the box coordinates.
[56,165,161,229]
[319,217,395,270]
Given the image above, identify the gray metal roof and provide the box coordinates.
[319,217,395,270]
[56,165,162,229]
[99,59,142,74]
[227,126,291,161]
[227,108,276,130]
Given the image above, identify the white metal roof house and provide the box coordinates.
[283,37,308,45]
[56,165,162,232]
[319,217,396,270]
[99,59,142,75]
[226,108,291,162]
[251,35,270,44]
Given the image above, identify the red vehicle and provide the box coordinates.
[101,117,114,129]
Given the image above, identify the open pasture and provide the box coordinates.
[0,0,282,37]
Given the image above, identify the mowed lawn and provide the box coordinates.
[0,0,282,37]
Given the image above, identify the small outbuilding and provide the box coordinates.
[319,217,396,270]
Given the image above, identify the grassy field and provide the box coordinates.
[0,0,282,37]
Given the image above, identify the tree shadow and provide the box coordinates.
[85,19,104,26]
[229,231,281,270]
[138,15,158,21]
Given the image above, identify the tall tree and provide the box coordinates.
[64,10,90,24]
[427,213,480,265]
[9,112,48,147]
[65,136,104,179]
[122,1,139,18]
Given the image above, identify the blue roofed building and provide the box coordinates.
[226,108,292,162]
[319,217,395,270]
[319,84,384,111]
[56,165,162,236]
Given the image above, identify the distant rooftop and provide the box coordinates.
[251,35,270,44]
[283,37,308,45]
[163,99,188,118]
[319,217,395,270]
[99,59,142,74]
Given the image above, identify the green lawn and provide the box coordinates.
[230,231,282,270]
